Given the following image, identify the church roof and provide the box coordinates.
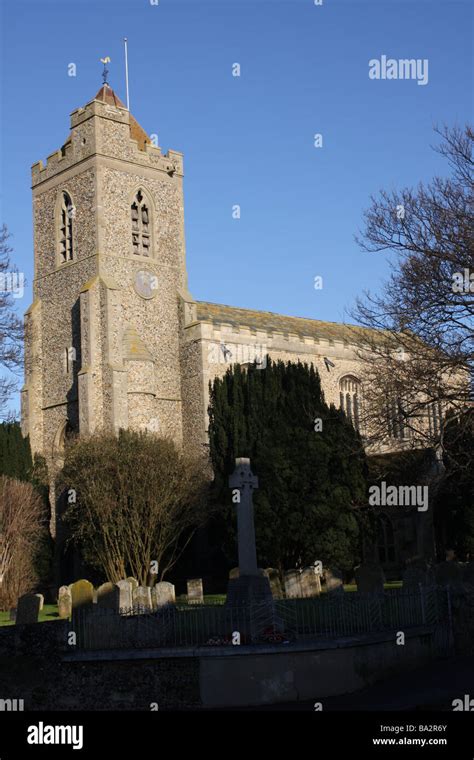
[196,301,372,345]
[93,84,151,151]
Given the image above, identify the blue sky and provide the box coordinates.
[0,0,472,413]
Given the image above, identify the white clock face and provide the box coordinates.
[134,269,158,299]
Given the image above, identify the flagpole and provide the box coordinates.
[124,37,130,110]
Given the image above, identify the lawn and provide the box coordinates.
[0,604,61,627]
[0,584,403,627]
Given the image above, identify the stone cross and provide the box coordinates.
[229,457,259,577]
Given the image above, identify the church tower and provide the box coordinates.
[22,83,197,534]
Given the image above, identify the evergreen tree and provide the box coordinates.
[434,409,474,559]
[0,421,33,481]
[208,359,368,575]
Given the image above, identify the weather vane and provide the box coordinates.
[100,56,111,85]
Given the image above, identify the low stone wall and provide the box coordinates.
[0,622,200,710]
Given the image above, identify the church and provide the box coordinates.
[21,83,436,580]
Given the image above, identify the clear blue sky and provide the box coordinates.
[0,0,472,413]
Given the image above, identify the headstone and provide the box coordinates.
[70,579,94,610]
[300,566,321,597]
[116,580,133,612]
[133,585,152,613]
[152,581,176,609]
[284,570,303,598]
[9,608,16,622]
[463,562,474,586]
[35,593,44,611]
[355,563,385,593]
[187,578,204,605]
[435,560,463,588]
[16,593,41,625]
[263,568,284,599]
[127,577,139,590]
[97,582,120,611]
[58,586,72,618]
[226,458,273,607]
[324,567,344,594]
[229,567,239,580]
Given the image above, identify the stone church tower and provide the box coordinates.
[22,83,200,537]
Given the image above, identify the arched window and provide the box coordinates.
[339,375,361,431]
[58,191,74,263]
[376,514,396,564]
[386,393,411,440]
[427,399,443,438]
[131,189,152,256]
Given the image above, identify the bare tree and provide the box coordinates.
[60,430,211,585]
[0,225,23,419]
[349,125,473,461]
[0,476,45,609]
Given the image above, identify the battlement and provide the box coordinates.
[31,90,184,186]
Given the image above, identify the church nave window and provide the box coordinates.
[339,375,361,431]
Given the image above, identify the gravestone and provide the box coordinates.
[284,570,302,599]
[300,566,321,597]
[463,562,474,586]
[229,567,239,580]
[70,579,94,610]
[16,593,41,625]
[263,568,284,599]
[9,608,16,622]
[58,586,72,618]
[226,458,273,606]
[97,582,120,611]
[133,585,152,613]
[435,561,463,588]
[324,567,344,594]
[35,593,44,611]
[152,582,176,609]
[187,578,204,605]
[127,577,139,590]
[355,563,385,593]
[116,580,133,612]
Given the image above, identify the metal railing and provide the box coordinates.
[67,585,449,652]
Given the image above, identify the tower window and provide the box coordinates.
[131,189,151,256]
[339,375,361,431]
[59,192,74,263]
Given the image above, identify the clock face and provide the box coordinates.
[134,269,158,299]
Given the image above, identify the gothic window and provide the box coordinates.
[339,375,361,431]
[376,514,396,564]
[58,192,74,263]
[131,189,152,256]
[427,399,443,438]
[386,393,411,440]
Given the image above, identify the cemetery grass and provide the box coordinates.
[0,604,60,626]
[0,585,402,627]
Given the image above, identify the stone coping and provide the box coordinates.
[62,625,435,663]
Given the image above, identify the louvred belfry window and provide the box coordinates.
[59,192,74,262]
[131,190,151,256]
[339,375,361,431]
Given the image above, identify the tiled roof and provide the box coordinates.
[196,301,373,344]
[93,85,150,151]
